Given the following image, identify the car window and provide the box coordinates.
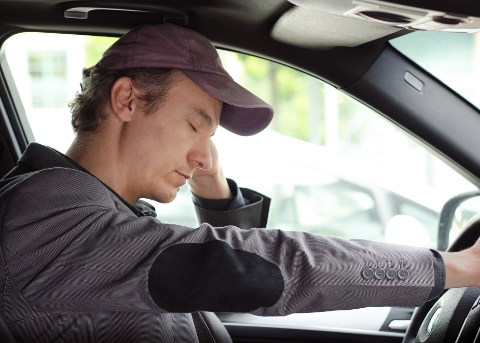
[390,194,438,247]
[391,31,480,111]
[3,32,477,250]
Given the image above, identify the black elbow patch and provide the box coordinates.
[148,241,284,312]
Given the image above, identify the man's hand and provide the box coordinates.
[440,238,480,289]
[187,140,233,199]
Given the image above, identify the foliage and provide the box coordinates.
[230,53,316,143]
[84,36,118,68]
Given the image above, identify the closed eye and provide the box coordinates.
[189,123,197,132]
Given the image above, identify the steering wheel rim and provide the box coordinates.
[403,212,480,343]
[403,287,480,343]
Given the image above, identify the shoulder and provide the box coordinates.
[2,167,116,212]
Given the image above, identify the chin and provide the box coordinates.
[152,187,179,204]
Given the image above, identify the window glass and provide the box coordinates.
[28,51,68,108]
[391,31,480,110]
[4,32,478,249]
[391,194,438,247]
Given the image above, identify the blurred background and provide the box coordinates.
[4,31,479,249]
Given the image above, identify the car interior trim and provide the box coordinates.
[388,319,411,331]
[0,5,392,89]
[63,2,189,25]
[0,39,34,154]
[289,0,480,32]
[0,97,20,160]
[403,71,423,92]
[270,6,402,49]
[223,322,405,338]
[0,134,16,179]
[345,45,480,188]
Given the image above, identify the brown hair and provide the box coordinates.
[69,66,180,133]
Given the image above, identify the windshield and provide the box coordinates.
[391,31,480,110]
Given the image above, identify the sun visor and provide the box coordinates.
[273,0,480,50]
[288,0,480,33]
[271,6,401,50]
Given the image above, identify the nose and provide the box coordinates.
[189,140,212,170]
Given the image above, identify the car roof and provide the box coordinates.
[0,0,384,88]
[0,0,476,89]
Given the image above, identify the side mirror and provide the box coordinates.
[437,191,480,251]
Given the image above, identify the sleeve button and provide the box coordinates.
[386,268,397,280]
[362,268,374,279]
[374,268,385,279]
[398,269,409,280]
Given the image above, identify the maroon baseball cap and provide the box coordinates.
[98,23,273,136]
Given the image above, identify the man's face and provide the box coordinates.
[127,71,222,203]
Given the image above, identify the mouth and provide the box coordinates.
[176,171,191,183]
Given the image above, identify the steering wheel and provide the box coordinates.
[403,213,480,343]
[403,287,480,343]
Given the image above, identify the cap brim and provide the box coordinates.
[183,71,274,136]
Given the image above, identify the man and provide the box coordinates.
[0,23,479,343]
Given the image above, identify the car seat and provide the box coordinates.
[0,317,17,343]
[0,241,18,342]
[193,311,233,343]
[0,133,16,179]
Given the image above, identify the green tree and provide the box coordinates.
[84,36,118,67]
[229,51,371,149]
[233,53,318,142]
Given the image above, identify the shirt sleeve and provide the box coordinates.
[192,180,446,301]
[426,249,446,301]
[191,178,245,211]
[191,178,271,229]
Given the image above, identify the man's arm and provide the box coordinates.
[440,245,480,289]
[187,140,270,229]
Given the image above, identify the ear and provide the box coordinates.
[110,77,136,123]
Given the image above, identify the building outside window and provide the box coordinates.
[28,50,68,108]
